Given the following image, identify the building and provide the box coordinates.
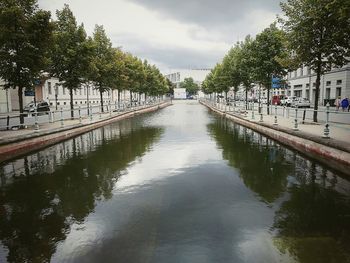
[287,64,350,106]
[0,77,134,113]
[173,88,186,99]
[164,69,211,89]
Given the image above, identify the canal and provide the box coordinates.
[0,101,350,263]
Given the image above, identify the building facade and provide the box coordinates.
[0,77,133,113]
[165,69,211,88]
[287,64,350,106]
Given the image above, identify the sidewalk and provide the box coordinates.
[201,99,350,176]
[0,101,172,163]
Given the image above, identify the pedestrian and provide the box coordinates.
[335,96,341,111]
[341,97,349,111]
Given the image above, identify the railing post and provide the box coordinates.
[60,107,64,128]
[90,103,93,122]
[293,108,299,131]
[34,110,40,131]
[78,106,82,124]
[322,102,330,138]
[109,101,112,117]
[274,103,278,125]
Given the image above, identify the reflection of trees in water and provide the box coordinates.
[0,120,163,262]
[207,118,292,203]
[208,118,350,262]
[273,180,350,263]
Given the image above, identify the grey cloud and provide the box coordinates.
[112,33,224,70]
[128,0,281,28]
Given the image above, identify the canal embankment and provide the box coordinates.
[0,101,172,163]
[200,100,350,176]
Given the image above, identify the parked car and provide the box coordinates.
[271,95,286,105]
[291,98,311,108]
[281,96,296,107]
[23,101,50,116]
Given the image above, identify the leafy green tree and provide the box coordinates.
[180,77,199,96]
[222,44,243,104]
[251,23,288,114]
[109,48,127,107]
[90,25,115,112]
[239,36,256,109]
[0,0,53,124]
[50,4,90,118]
[280,0,350,122]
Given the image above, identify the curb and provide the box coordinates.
[0,102,172,163]
[200,101,350,176]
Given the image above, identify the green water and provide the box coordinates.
[0,101,349,263]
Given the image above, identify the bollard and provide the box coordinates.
[322,102,330,138]
[49,111,54,123]
[34,110,40,131]
[293,108,299,131]
[60,108,64,128]
[274,103,278,125]
[89,104,93,122]
[6,115,10,130]
[78,106,82,124]
[109,102,112,117]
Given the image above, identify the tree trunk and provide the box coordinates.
[313,61,322,123]
[18,86,24,125]
[100,89,104,112]
[118,89,121,109]
[267,85,270,115]
[130,90,132,104]
[70,88,74,119]
[245,88,248,110]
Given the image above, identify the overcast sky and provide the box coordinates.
[38,0,282,72]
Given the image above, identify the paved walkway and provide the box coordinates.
[0,103,166,145]
[202,100,350,152]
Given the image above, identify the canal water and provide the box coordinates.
[0,101,350,263]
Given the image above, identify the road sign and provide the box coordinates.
[24,90,35,96]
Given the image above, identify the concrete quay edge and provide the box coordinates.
[0,102,172,164]
[200,101,350,176]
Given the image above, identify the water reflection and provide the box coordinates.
[208,118,291,203]
[0,119,163,262]
[208,117,350,262]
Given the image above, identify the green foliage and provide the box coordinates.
[0,0,53,123]
[280,0,350,121]
[50,4,91,116]
[180,77,199,95]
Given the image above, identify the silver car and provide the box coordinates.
[291,98,311,108]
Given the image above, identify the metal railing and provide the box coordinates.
[0,98,168,131]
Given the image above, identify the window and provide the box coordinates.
[326,81,331,86]
[306,90,309,99]
[336,80,342,85]
[306,83,310,88]
[48,82,52,95]
[62,87,66,95]
[74,90,77,95]
[336,87,342,97]
[307,67,311,75]
[300,68,303,76]
[325,88,330,99]
[294,90,302,97]
[55,84,59,95]
[57,102,60,105]
[313,82,316,87]
[79,89,82,95]
[63,102,66,105]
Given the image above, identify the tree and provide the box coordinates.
[280,0,350,122]
[222,44,243,104]
[50,4,90,118]
[239,36,256,109]
[251,23,289,114]
[110,48,127,107]
[180,77,199,96]
[90,25,115,112]
[0,0,53,125]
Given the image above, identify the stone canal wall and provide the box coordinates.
[200,101,350,176]
[0,101,172,163]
